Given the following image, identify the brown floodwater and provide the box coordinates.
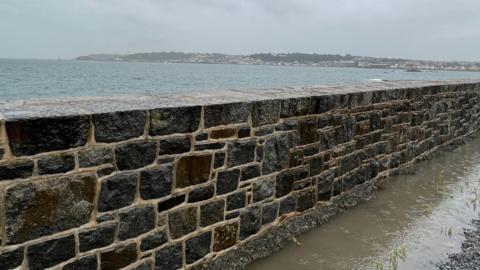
[249,137,480,270]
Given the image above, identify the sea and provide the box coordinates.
[1,59,479,102]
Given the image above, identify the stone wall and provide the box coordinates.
[0,80,479,270]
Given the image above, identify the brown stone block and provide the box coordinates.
[213,222,239,251]
[211,128,236,139]
[4,173,96,244]
[298,118,318,145]
[100,243,138,270]
[6,115,89,156]
[175,154,212,188]
[168,206,198,239]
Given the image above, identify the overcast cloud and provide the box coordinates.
[1,0,480,61]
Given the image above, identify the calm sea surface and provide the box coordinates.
[1,59,479,101]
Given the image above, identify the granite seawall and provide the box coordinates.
[0,80,479,269]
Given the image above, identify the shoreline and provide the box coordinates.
[438,219,480,270]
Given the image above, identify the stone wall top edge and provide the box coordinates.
[1,79,479,120]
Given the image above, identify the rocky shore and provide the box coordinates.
[438,219,480,270]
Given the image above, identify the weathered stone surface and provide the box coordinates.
[275,166,310,198]
[157,213,168,227]
[115,141,156,170]
[140,165,173,200]
[280,97,310,118]
[289,150,303,167]
[227,140,256,167]
[100,243,138,270]
[6,115,89,156]
[118,205,155,240]
[252,176,275,202]
[275,171,294,198]
[213,223,238,251]
[303,144,319,157]
[310,95,335,114]
[204,102,250,128]
[98,172,137,212]
[216,169,240,195]
[280,119,298,131]
[0,159,33,181]
[78,147,114,168]
[200,199,225,227]
[195,142,225,151]
[317,171,335,201]
[0,247,23,270]
[340,152,363,175]
[63,255,98,270]
[38,153,75,175]
[4,174,96,244]
[309,155,324,176]
[256,145,264,162]
[0,148,4,160]
[214,152,225,168]
[297,189,316,212]
[175,154,212,188]
[227,190,246,210]
[262,201,278,225]
[188,184,215,202]
[140,229,168,251]
[158,194,186,213]
[155,243,183,270]
[96,212,116,223]
[159,136,191,155]
[211,128,236,139]
[186,231,212,264]
[255,126,274,136]
[317,115,329,128]
[239,206,261,240]
[150,106,201,136]
[238,127,251,138]
[169,206,198,239]
[319,129,336,151]
[298,118,318,145]
[332,179,344,196]
[279,195,296,216]
[128,260,152,270]
[240,164,261,181]
[252,100,280,127]
[355,120,370,136]
[195,132,209,141]
[262,133,289,175]
[158,156,175,165]
[93,110,146,143]
[27,235,76,270]
[293,179,312,191]
[226,211,240,220]
[79,223,117,252]
[96,167,116,178]
[335,116,356,144]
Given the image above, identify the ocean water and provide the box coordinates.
[1,59,479,101]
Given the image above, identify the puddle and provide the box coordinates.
[248,137,480,270]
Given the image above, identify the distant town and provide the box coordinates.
[76,52,480,72]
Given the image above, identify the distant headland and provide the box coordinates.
[75,52,480,72]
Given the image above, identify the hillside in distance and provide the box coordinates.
[75,52,480,71]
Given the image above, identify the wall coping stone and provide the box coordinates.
[1,79,479,120]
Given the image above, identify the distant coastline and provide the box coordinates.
[75,52,480,72]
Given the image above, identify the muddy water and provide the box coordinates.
[249,137,480,270]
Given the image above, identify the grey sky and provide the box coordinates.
[1,0,480,61]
